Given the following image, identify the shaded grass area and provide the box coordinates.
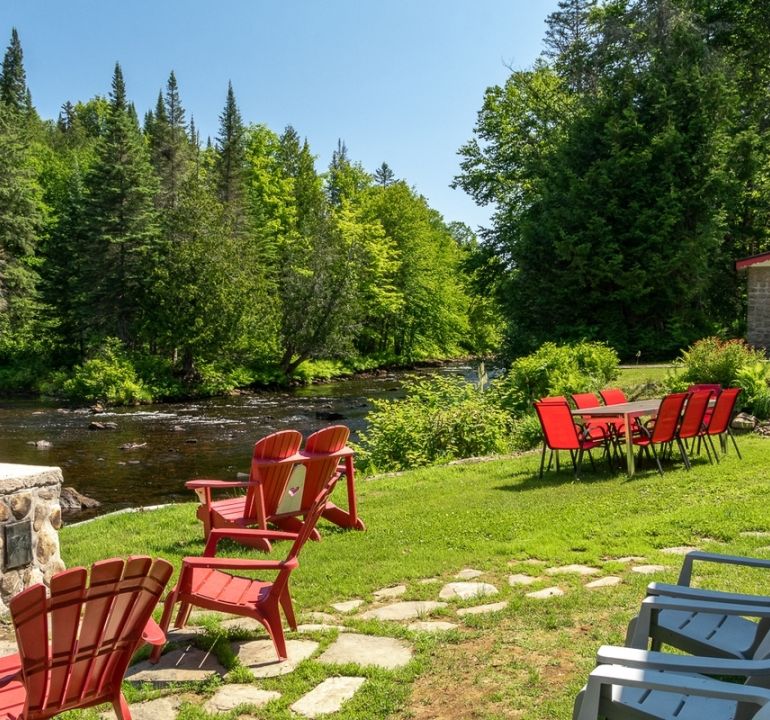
[617,364,672,394]
[60,434,770,719]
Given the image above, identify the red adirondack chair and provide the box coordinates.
[189,427,364,552]
[0,556,172,720]
[151,473,339,664]
[188,429,303,551]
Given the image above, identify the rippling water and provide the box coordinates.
[0,363,484,517]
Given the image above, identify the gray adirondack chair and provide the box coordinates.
[573,645,770,720]
[625,551,770,659]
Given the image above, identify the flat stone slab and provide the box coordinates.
[126,647,225,684]
[455,568,484,579]
[104,696,181,720]
[438,582,498,601]
[234,639,318,678]
[360,600,447,621]
[660,546,698,555]
[331,599,364,613]
[456,601,508,616]
[526,587,564,599]
[508,574,538,586]
[545,564,600,576]
[631,564,668,575]
[522,558,547,565]
[219,617,267,634]
[318,633,412,669]
[204,684,281,713]
[616,556,646,563]
[585,576,622,589]
[373,585,407,600]
[291,676,366,718]
[740,531,770,537]
[297,623,348,633]
[407,620,459,632]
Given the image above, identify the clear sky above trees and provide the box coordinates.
[0,0,559,231]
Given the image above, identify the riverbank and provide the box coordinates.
[58,434,770,719]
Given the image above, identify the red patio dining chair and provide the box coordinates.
[631,392,688,475]
[675,389,714,469]
[700,387,743,460]
[599,388,627,405]
[534,400,610,479]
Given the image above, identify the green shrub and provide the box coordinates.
[356,375,512,473]
[492,341,620,416]
[510,413,544,451]
[57,339,152,405]
[666,337,770,418]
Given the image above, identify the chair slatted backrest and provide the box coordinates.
[246,430,303,527]
[298,425,350,509]
[678,390,713,440]
[10,557,171,720]
[534,401,581,451]
[706,387,742,435]
[572,392,601,409]
[600,388,627,405]
[650,392,688,443]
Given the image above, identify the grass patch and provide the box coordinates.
[61,434,769,718]
[617,363,672,394]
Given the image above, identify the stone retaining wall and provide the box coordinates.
[0,463,65,615]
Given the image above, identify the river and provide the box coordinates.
[0,362,484,518]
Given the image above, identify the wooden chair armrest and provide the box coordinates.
[183,556,298,572]
[185,479,251,490]
[141,617,166,646]
[678,550,770,585]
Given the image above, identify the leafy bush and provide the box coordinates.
[56,339,152,405]
[666,337,770,418]
[492,341,620,416]
[356,375,512,473]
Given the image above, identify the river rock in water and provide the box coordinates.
[60,487,101,511]
[88,421,118,431]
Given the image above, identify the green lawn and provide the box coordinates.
[61,432,770,719]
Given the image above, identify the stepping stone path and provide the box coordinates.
[204,684,280,713]
[439,581,498,600]
[234,639,318,678]
[291,676,366,718]
[360,600,447,621]
[509,574,538,586]
[331,599,364,613]
[455,568,484,579]
[585,576,622,589]
[526,586,564,599]
[546,564,600,576]
[126,646,226,685]
[318,633,413,669]
[297,623,347,633]
[408,620,459,632]
[373,584,407,600]
[660,546,698,555]
[631,564,668,575]
[457,601,508,616]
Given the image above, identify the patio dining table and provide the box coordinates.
[571,398,662,477]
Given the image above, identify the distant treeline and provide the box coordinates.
[0,29,500,396]
[456,0,770,359]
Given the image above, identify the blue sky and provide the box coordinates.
[0,1,559,231]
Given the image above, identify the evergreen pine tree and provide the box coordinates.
[215,81,246,210]
[0,28,27,113]
[543,0,597,93]
[82,63,160,348]
[374,162,395,187]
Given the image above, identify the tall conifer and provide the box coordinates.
[0,29,27,113]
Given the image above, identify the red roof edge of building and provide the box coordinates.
[736,251,770,271]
